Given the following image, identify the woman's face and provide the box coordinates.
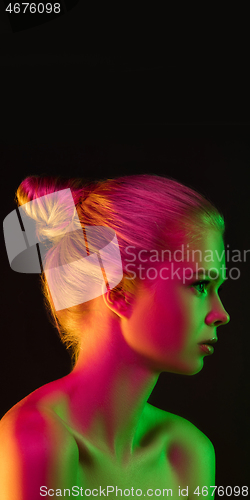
[123,230,230,375]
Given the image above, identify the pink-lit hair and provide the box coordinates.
[15,173,225,367]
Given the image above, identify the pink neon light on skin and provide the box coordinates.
[0,223,230,496]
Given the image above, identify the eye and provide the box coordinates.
[192,280,210,295]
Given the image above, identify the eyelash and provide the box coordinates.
[192,280,225,295]
[192,280,210,294]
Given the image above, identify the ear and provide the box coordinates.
[102,286,133,319]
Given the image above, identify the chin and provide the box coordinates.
[145,354,204,376]
[186,366,204,376]
[185,361,204,376]
[161,360,204,376]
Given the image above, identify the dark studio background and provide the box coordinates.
[0,125,249,498]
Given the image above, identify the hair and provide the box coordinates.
[14,173,225,368]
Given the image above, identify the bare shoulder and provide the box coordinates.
[1,375,69,430]
[147,405,216,498]
[0,380,78,453]
[173,415,215,498]
[0,388,79,499]
[167,410,214,449]
[0,395,78,464]
[147,405,213,447]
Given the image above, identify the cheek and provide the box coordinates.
[128,290,192,355]
[155,290,193,349]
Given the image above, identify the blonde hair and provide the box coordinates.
[14,173,225,367]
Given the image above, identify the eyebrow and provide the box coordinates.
[194,270,226,282]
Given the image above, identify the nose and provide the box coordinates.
[205,297,230,327]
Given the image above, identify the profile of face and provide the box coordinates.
[120,230,230,375]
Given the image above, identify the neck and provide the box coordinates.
[64,329,159,464]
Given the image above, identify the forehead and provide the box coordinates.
[174,229,226,281]
[188,230,225,263]
[158,230,226,280]
[136,230,226,291]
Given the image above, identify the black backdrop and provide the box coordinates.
[1,125,249,498]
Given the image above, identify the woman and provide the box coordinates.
[0,173,230,499]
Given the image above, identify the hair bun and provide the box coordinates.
[15,174,89,244]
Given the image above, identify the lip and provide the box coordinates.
[198,338,218,345]
[198,338,217,355]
